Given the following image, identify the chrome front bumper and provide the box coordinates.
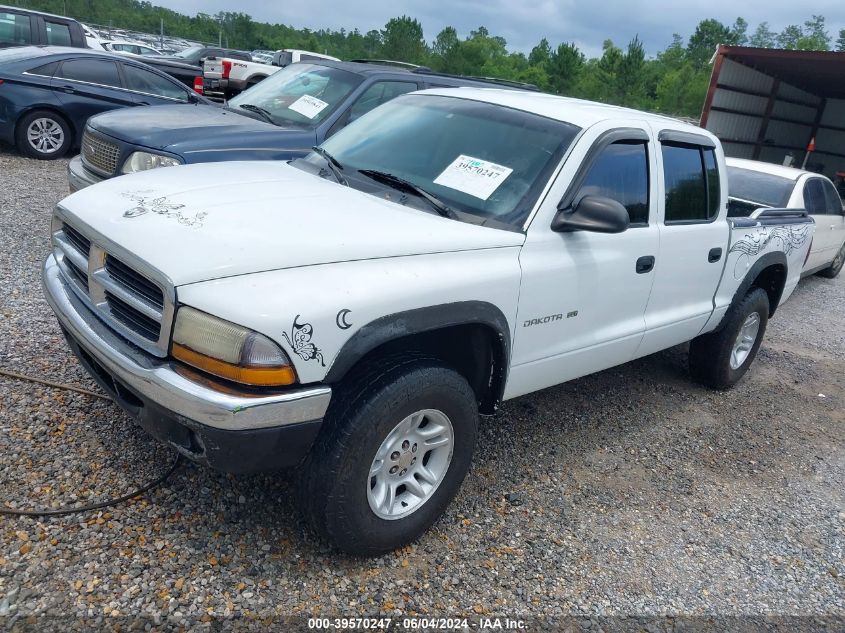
[67,155,104,192]
[42,254,332,432]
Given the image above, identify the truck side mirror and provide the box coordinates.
[552,195,630,234]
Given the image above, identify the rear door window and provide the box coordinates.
[803,178,828,214]
[123,64,188,101]
[57,58,122,88]
[821,179,844,214]
[661,143,719,223]
[45,21,72,46]
[0,11,32,47]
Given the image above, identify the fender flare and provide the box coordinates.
[324,301,512,409]
[721,251,788,329]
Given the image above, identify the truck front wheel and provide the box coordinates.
[689,287,770,389]
[297,355,478,555]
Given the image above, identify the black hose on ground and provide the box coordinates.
[0,368,183,518]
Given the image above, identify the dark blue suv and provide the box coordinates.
[68,60,536,190]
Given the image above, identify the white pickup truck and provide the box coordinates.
[43,89,814,555]
[202,48,339,100]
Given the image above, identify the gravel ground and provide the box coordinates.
[0,146,843,629]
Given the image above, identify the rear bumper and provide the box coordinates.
[42,254,331,473]
[68,155,104,192]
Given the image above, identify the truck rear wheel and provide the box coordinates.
[818,243,845,279]
[689,287,770,389]
[297,355,478,555]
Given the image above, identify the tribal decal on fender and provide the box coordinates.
[729,224,812,257]
[121,190,208,228]
[282,315,325,366]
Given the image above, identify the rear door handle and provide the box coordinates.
[708,247,723,263]
[636,255,655,274]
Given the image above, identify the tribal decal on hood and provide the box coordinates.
[729,224,812,257]
[121,190,208,228]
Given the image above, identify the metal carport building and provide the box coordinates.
[701,46,845,179]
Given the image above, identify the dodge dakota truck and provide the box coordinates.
[43,89,815,555]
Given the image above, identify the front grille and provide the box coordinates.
[52,217,171,356]
[105,255,164,309]
[63,223,90,256]
[81,129,120,175]
[64,258,89,291]
[105,291,161,341]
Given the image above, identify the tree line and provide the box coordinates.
[10,1,845,118]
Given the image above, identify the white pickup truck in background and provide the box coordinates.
[43,89,815,555]
[202,48,339,100]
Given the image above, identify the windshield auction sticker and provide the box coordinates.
[433,155,513,200]
[288,94,330,119]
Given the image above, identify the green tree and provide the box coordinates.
[617,36,647,107]
[728,18,748,45]
[528,37,552,66]
[749,22,776,48]
[546,42,584,94]
[837,29,845,52]
[777,24,803,49]
[432,26,458,58]
[795,15,830,50]
[687,19,730,67]
[380,15,427,63]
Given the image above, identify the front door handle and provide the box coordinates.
[60,85,76,94]
[636,255,655,274]
[708,247,723,263]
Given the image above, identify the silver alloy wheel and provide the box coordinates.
[730,312,761,370]
[367,409,454,520]
[26,118,64,154]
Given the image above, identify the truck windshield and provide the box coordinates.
[316,94,580,227]
[228,63,362,127]
[727,166,795,208]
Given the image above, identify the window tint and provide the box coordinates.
[349,81,417,121]
[821,179,844,214]
[576,141,649,224]
[0,11,31,46]
[803,179,827,214]
[123,65,187,101]
[703,149,720,218]
[28,61,59,77]
[45,21,72,46]
[57,59,122,88]
[662,143,709,223]
[726,166,794,208]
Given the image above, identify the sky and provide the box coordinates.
[162,0,844,58]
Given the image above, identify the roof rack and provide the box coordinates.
[411,69,539,91]
[349,59,432,71]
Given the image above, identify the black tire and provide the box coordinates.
[689,287,770,389]
[297,354,478,556]
[15,109,72,160]
[817,243,845,279]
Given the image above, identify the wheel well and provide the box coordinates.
[749,263,786,317]
[16,107,75,146]
[247,74,267,85]
[331,324,506,415]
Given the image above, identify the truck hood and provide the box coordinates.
[89,106,316,157]
[59,161,524,286]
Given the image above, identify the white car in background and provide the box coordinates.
[105,40,164,57]
[727,157,845,278]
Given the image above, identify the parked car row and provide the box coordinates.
[66,59,537,189]
[0,46,209,158]
[201,48,340,101]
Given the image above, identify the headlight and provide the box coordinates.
[121,151,182,174]
[171,307,297,386]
